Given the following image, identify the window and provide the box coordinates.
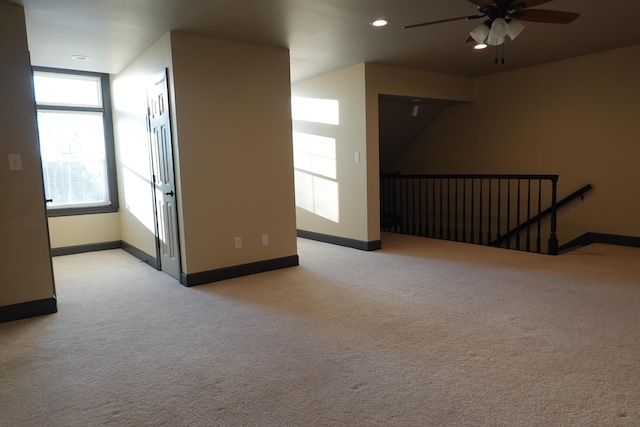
[33,68,118,216]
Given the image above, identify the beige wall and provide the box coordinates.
[57,32,298,276]
[48,214,120,248]
[0,4,56,306]
[364,64,476,102]
[111,33,174,257]
[170,32,298,273]
[389,45,640,243]
[291,64,370,243]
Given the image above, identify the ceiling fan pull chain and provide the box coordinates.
[494,44,506,65]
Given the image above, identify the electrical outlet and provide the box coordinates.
[234,237,242,249]
[261,234,269,246]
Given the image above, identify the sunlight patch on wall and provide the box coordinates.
[293,131,336,179]
[294,170,340,223]
[293,131,339,223]
[291,96,340,223]
[292,97,340,125]
[121,165,156,234]
[112,77,147,116]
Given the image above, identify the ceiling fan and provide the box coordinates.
[405,0,580,49]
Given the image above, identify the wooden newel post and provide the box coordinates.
[548,176,559,255]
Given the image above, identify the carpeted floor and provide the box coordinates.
[1,233,639,426]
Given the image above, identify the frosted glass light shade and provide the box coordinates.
[487,34,505,46]
[508,19,525,40]
[489,18,509,39]
[470,23,490,43]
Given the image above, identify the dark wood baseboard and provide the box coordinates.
[297,229,382,251]
[181,255,300,287]
[0,297,57,324]
[559,232,640,254]
[51,240,158,268]
[121,241,158,269]
[51,241,122,256]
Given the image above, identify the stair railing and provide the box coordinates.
[491,184,593,251]
[380,174,560,254]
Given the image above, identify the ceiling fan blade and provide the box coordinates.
[404,15,484,29]
[510,9,580,23]
[516,0,554,8]
[468,0,495,6]
[468,0,554,10]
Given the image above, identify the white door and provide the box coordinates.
[147,70,181,280]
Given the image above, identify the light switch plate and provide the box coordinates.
[8,154,23,170]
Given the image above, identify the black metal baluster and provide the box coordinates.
[496,179,501,247]
[506,179,511,250]
[408,178,411,234]
[478,178,483,245]
[432,178,436,238]
[549,177,559,255]
[414,178,418,236]
[399,178,407,234]
[526,179,531,252]
[516,179,521,250]
[418,179,423,236]
[387,178,392,232]
[404,178,408,235]
[487,179,492,245]
[424,178,429,237]
[410,178,416,236]
[406,178,411,234]
[415,178,419,236]
[536,179,542,253]
[462,178,467,243]
[455,178,459,241]
[470,178,475,244]
[439,179,444,239]
[447,178,451,240]
[395,178,400,233]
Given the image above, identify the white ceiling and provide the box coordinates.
[7,0,640,82]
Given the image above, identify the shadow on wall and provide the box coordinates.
[378,94,467,173]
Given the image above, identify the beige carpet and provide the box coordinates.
[1,233,639,426]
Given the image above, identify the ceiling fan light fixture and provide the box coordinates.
[469,23,490,44]
[489,18,510,39]
[507,19,525,40]
[487,34,505,46]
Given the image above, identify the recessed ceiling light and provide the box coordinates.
[71,55,90,61]
[474,43,488,50]
[370,19,389,27]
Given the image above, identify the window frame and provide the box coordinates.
[33,67,119,217]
